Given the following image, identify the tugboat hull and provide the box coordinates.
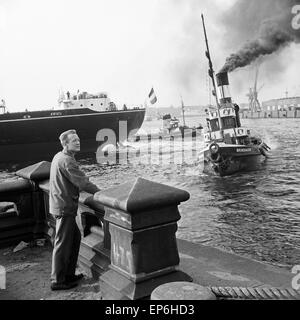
[203,145,265,177]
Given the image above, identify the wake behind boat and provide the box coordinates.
[201,15,270,177]
[0,91,145,163]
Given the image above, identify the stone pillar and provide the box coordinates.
[96,177,192,300]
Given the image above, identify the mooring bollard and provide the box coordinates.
[151,282,216,300]
[95,177,193,300]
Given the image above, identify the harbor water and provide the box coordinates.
[0,116,299,270]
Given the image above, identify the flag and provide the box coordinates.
[148,87,157,105]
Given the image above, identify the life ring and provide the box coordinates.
[210,152,221,163]
[209,143,221,162]
[209,142,219,155]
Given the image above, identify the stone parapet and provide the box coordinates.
[96,177,192,300]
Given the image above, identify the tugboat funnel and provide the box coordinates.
[216,72,232,104]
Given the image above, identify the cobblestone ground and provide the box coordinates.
[0,242,102,300]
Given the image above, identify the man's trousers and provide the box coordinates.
[51,215,81,284]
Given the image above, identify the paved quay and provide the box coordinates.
[177,239,293,290]
[0,238,294,300]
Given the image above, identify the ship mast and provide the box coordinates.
[180,95,186,127]
[201,14,224,132]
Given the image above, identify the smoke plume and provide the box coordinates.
[220,0,300,73]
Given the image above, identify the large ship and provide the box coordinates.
[201,15,270,177]
[0,91,145,163]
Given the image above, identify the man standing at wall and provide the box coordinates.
[50,129,100,291]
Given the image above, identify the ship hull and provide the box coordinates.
[203,145,265,177]
[0,109,145,163]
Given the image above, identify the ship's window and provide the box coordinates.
[210,119,220,131]
[101,103,103,106]
[80,104,83,107]
[222,116,236,129]
[91,104,93,106]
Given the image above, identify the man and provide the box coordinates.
[50,129,100,291]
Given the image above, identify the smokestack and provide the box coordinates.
[216,72,232,104]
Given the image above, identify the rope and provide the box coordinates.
[209,286,300,300]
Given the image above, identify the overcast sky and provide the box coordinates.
[0,0,299,111]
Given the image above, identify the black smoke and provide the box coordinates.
[220,0,300,73]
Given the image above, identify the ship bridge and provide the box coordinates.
[205,105,250,144]
[207,106,239,132]
[59,91,111,112]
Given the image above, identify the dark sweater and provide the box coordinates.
[49,150,100,216]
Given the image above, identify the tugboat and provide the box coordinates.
[161,112,202,139]
[0,90,145,163]
[133,112,202,142]
[201,15,270,177]
[162,114,180,134]
[178,96,203,136]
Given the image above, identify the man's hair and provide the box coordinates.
[59,129,77,147]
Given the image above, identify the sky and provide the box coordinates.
[0,0,300,111]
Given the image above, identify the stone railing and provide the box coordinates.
[0,163,48,247]
[0,161,193,299]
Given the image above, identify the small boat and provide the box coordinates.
[201,15,270,177]
[161,113,203,139]
[133,113,202,142]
